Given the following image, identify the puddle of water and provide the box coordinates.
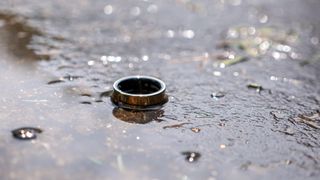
[0,0,320,179]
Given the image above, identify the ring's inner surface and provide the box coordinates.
[117,78,162,95]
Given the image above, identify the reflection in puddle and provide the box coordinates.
[112,107,164,124]
[0,12,48,61]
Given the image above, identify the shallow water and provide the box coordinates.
[0,0,320,179]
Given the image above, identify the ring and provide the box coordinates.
[111,75,168,110]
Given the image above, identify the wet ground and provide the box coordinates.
[0,0,320,179]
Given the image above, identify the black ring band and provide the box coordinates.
[111,76,167,109]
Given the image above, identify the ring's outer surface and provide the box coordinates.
[111,76,167,110]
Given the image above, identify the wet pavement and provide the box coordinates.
[0,0,320,179]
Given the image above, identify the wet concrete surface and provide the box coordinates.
[0,0,320,179]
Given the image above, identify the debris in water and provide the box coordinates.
[191,127,201,133]
[218,55,248,68]
[293,111,320,129]
[214,51,235,60]
[210,92,225,100]
[247,83,263,92]
[220,26,298,59]
[47,79,65,85]
[163,123,191,129]
[181,151,201,163]
[276,127,295,136]
[12,127,42,140]
[80,101,92,105]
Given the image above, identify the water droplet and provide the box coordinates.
[259,41,270,52]
[87,60,95,66]
[311,37,319,45]
[104,5,113,15]
[259,15,268,23]
[12,127,42,140]
[181,151,201,163]
[166,30,175,38]
[100,55,108,64]
[108,56,122,62]
[142,55,149,61]
[289,52,299,59]
[226,29,239,38]
[210,92,225,100]
[233,72,239,77]
[130,7,141,16]
[276,44,291,52]
[182,30,195,39]
[147,4,158,13]
[272,51,287,60]
[270,76,278,81]
[213,71,222,76]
